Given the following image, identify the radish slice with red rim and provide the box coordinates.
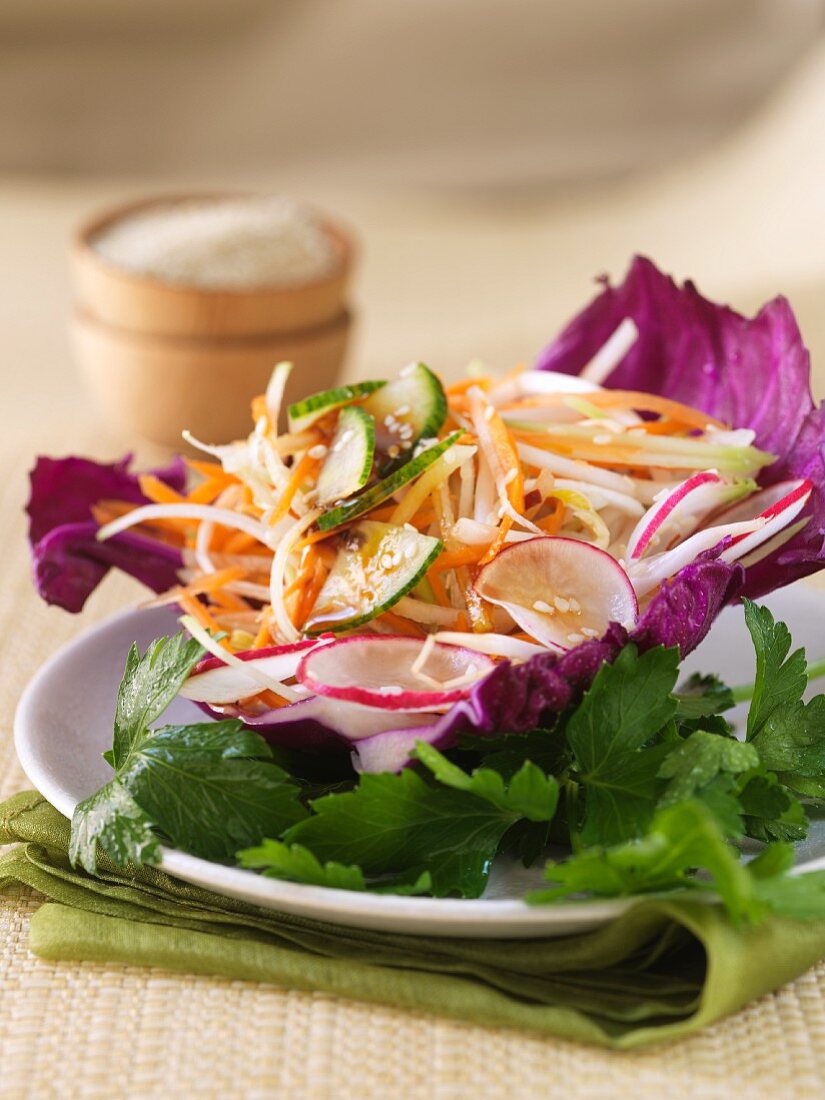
[181,638,330,704]
[296,635,496,711]
[473,536,638,652]
[715,479,813,563]
[626,471,725,560]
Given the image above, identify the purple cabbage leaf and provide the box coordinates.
[27,455,185,613]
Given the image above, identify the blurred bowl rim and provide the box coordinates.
[71,302,353,350]
[72,191,356,298]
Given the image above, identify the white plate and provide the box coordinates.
[14,585,825,938]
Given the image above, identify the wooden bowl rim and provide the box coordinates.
[72,304,353,352]
[72,191,355,298]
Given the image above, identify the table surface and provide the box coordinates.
[2,42,825,1100]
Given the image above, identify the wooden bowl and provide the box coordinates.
[72,308,353,448]
[71,193,355,339]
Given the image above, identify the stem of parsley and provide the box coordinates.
[730,655,825,705]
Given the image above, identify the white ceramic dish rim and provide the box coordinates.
[13,597,825,938]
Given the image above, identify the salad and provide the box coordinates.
[25,258,825,919]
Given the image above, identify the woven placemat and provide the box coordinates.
[3,425,825,1099]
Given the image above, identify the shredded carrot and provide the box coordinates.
[138,474,186,505]
[426,569,451,607]
[268,452,322,526]
[295,566,328,628]
[182,565,245,595]
[537,504,564,536]
[580,390,728,431]
[251,611,274,649]
[177,592,228,642]
[477,515,513,567]
[256,689,291,709]
[185,476,232,505]
[446,376,489,396]
[430,546,487,571]
[377,611,426,637]
[250,394,268,424]
[184,459,228,480]
[221,531,264,555]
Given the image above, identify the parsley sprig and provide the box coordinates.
[69,601,825,923]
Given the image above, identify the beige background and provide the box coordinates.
[1,13,825,1100]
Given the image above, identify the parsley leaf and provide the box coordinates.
[112,634,204,769]
[738,771,807,843]
[564,645,680,845]
[528,800,766,925]
[743,599,808,741]
[238,840,367,890]
[674,673,734,720]
[118,722,307,861]
[70,780,161,874]
[657,730,758,807]
[237,840,432,895]
[283,770,529,897]
[414,743,559,822]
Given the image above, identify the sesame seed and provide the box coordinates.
[628,427,646,437]
[581,627,598,638]
[484,405,495,421]
[554,596,570,613]
[593,434,613,445]
[503,468,518,485]
[308,444,328,460]
[567,632,585,644]
[532,599,553,613]
[395,405,410,416]
[568,597,581,614]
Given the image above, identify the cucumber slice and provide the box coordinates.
[304,521,443,633]
[362,363,447,458]
[317,431,461,531]
[287,380,386,434]
[316,406,375,506]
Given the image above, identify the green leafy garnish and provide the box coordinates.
[70,636,306,871]
[69,601,825,925]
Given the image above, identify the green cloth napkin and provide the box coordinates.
[3,791,825,1048]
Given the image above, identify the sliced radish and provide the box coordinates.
[473,537,638,652]
[204,693,437,747]
[297,635,496,711]
[715,479,813,564]
[627,519,765,598]
[625,471,752,561]
[181,639,328,704]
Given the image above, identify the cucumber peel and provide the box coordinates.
[305,520,443,633]
[363,363,447,459]
[316,406,375,506]
[288,380,386,434]
[317,431,462,531]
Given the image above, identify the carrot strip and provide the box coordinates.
[426,569,451,607]
[254,689,291,709]
[430,546,487,571]
[138,475,186,505]
[295,564,330,628]
[477,515,513,567]
[251,611,273,649]
[269,453,322,526]
[537,504,564,535]
[185,459,228,480]
[580,390,728,431]
[177,592,228,642]
[377,612,426,637]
